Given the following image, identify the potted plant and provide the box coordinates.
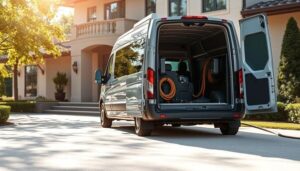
[53,72,68,101]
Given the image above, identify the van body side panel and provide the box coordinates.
[125,22,149,117]
[126,71,143,116]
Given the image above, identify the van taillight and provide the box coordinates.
[238,69,244,98]
[147,68,155,99]
[181,16,207,20]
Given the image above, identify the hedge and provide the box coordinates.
[244,102,289,122]
[0,101,36,112]
[0,105,11,123]
[286,103,300,123]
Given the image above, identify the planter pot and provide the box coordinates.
[55,92,65,101]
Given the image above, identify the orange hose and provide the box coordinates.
[193,57,213,98]
[159,77,176,101]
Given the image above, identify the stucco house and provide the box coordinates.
[10,0,300,102]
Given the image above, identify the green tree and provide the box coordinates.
[278,17,300,103]
[57,13,73,34]
[0,0,64,100]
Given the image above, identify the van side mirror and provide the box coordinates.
[95,69,102,84]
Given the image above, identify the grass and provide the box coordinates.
[242,120,300,130]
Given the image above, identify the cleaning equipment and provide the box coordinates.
[159,76,176,101]
[193,57,222,98]
[193,57,213,98]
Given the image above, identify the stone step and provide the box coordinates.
[44,109,99,116]
[58,102,98,107]
[52,106,99,112]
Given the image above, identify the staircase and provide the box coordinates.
[44,102,99,116]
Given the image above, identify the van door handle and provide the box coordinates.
[120,82,126,86]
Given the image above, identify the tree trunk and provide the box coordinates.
[13,64,18,101]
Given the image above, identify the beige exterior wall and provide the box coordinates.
[126,0,145,20]
[45,56,71,101]
[15,56,71,101]
[73,0,145,24]
[16,67,25,100]
[156,0,243,33]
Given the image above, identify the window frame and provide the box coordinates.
[24,65,38,97]
[104,0,125,20]
[168,0,187,17]
[145,0,156,16]
[202,0,227,13]
[104,54,115,81]
[87,6,97,22]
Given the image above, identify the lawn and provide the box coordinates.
[242,121,300,130]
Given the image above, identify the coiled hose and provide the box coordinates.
[159,76,176,101]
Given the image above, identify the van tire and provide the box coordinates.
[100,103,112,128]
[220,120,240,135]
[134,117,153,136]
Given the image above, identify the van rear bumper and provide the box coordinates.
[143,103,245,122]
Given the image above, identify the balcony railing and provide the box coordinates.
[73,18,138,39]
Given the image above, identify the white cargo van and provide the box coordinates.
[95,14,277,136]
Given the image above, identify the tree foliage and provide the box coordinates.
[278,17,300,103]
[57,13,73,34]
[0,0,65,100]
[0,0,64,65]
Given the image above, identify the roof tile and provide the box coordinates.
[245,0,300,10]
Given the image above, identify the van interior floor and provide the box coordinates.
[157,22,233,106]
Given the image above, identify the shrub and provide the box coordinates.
[0,101,36,113]
[286,103,300,123]
[244,102,288,122]
[0,105,11,123]
[278,17,300,103]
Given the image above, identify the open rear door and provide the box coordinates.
[240,14,277,114]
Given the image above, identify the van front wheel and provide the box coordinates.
[134,117,153,136]
[219,121,240,135]
[100,103,112,128]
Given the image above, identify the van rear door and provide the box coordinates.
[240,14,277,114]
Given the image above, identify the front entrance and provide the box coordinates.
[81,45,112,102]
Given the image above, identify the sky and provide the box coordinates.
[55,6,74,20]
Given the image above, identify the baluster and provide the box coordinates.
[93,22,96,36]
[96,22,99,35]
[112,21,116,33]
[102,22,105,35]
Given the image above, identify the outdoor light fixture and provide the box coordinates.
[72,61,78,74]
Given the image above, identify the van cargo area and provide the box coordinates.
[157,22,234,110]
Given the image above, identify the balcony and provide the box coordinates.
[72,18,138,40]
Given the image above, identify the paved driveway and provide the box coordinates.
[1,114,300,171]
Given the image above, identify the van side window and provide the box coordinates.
[105,55,114,81]
[114,39,145,78]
